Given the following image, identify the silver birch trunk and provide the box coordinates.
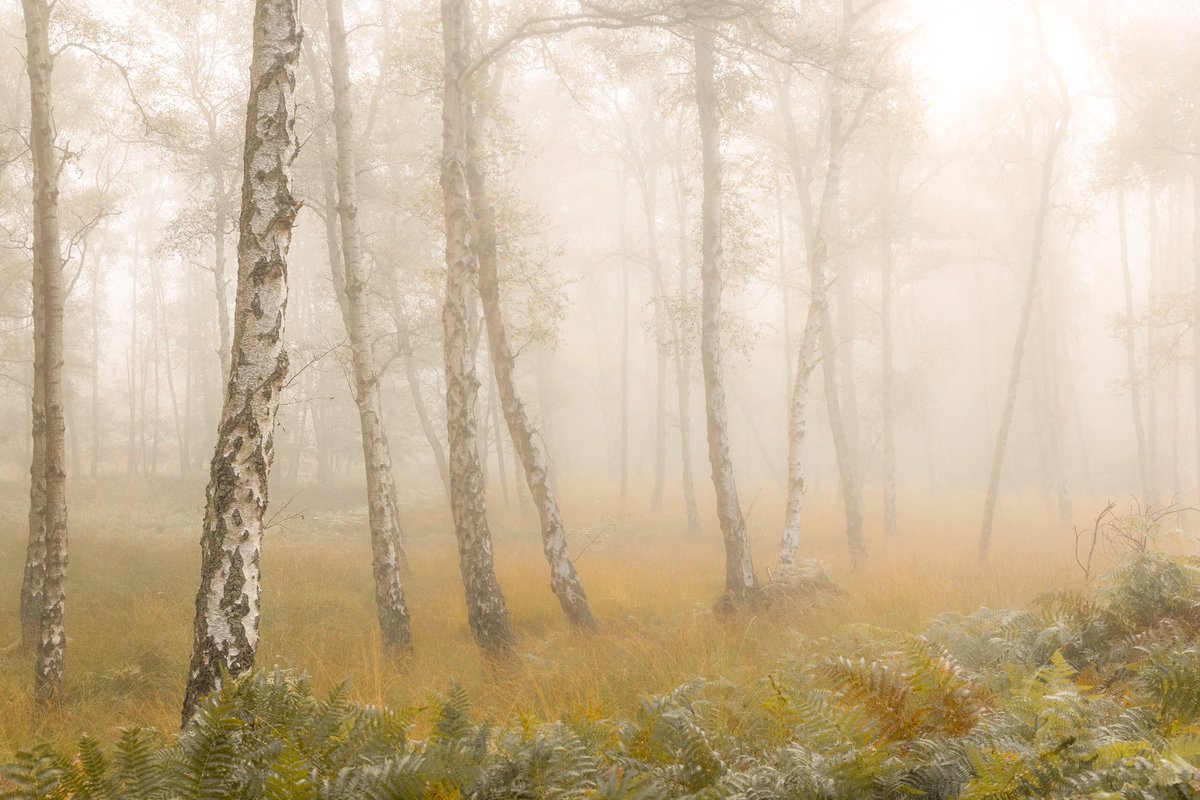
[439,0,514,655]
[778,292,825,574]
[325,0,412,648]
[465,103,596,632]
[21,0,68,702]
[694,24,757,606]
[183,0,301,722]
[979,6,1069,561]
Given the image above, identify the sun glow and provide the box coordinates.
[911,0,1013,121]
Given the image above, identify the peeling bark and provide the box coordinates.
[693,24,758,607]
[439,0,514,655]
[324,0,412,649]
[21,0,68,701]
[465,104,597,632]
[183,0,301,722]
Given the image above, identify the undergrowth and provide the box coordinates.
[4,551,1200,799]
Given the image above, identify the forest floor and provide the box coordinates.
[0,478,1113,753]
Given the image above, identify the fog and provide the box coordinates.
[1,0,1199,762]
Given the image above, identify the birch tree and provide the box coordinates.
[183,0,301,721]
[693,20,758,607]
[322,0,412,650]
[978,1,1071,562]
[19,0,69,702]
[440,0,514,655]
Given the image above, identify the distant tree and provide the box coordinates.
[979,0,1071,562]
[184,0,301,722]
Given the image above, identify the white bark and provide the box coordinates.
[693,23,758,606]
[439,0,514,655]
[325,0,413,649]
[184,0,301,721]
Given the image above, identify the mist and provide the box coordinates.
[1,0,1199,792]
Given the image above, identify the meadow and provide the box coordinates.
[0,477,1099,754]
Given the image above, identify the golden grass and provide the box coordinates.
[0,478,1098,753]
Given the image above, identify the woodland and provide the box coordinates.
[1,0,1200,796]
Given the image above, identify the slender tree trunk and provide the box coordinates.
[325,0,412,647]
[880,149,898,538]
[618,171,630,507]
[669,142,701,536]
[490,374,510,506]
[388,281,452,502]
[1193,165,1200,510]
[212,186,232,386]
[466,99,596,632]
[439,0,514,655]
[183,0,301,722]
[779,291,825,574]
[776,44,865,566]
[127,230,139,478]
[90,252,99,478]
[1147,190,1160,506]
[979,11,1069,560]
[694,23,757,606]
[639,164,668,512]
[1118,189,1151,503]
[21,0,68,702]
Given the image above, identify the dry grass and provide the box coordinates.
[0,477,1097,754]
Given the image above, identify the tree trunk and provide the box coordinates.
[1193,166,1200,511]
[880,148,898,539]
[212,186,232,386]
[778,290,825,574]
[979,9,1069,561]
[776,44,865,566]
[90,251,100,478]
[618,171,630,507]
[439,0,514,655]
[1118,189,1151,503]
[669,140,701,537]
[637,158,669,512]
[693,23,757,606]
[465,96,596,632]
[325,0,412,648]
[183,0,301,722]
[1146,190,1160,507]
[21,0,68,702]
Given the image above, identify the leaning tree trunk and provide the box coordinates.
[979,8,1069,561]
[778,291,825,574]
[21,0,68,702]
[325,0,412,649]
[693,24,757,607]
[465,104,597,632]
[183,0,301,723]
[439,0,514,655]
